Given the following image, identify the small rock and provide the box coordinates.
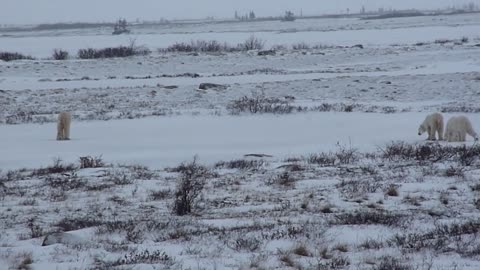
[198,83,227,90]
[257,50,276,56]
[352,44,364,49]
[244,153,273,158]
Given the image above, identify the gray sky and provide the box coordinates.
[1,0,479,24]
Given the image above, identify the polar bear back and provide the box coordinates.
[422,112,443,128]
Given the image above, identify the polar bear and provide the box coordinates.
[418,112,444,141]
[444,115,478,142]
[56,112,71,141]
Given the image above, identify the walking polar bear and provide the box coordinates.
[444,115,478,142]
[418,112,444,141]
[56,112,71,141]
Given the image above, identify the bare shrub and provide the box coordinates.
[334,243,349,253]
[239,35,265,51]
[390,221,480,255]
[434,39,453,44]
[230,236,262,252]
[52,49,69,60]
[334,210,403,226]
[456,144,480,166]
[77,42,149,59]
[45,174,86,191]
[215,159,265,170]
[31,158,77,176]
[337,178,383,196]
[103,169,134,185]
[94,250,174,268]
[227,93,300,114]
[55,216,102,232]
[11,252,33,270]
[307,152,336,166]
[0,52,34,62]
[0,169,25,182]
[164,40,234,53]
[317,255,351,269]
[372,256,412,270]
[292,42,310,50]
[79,155,105,169]
[380,142,477,163]
[335,144,358,164]
[173,158,209,216]
[267,171,296,188]
[149,189,171,201]
[123,164,156,180]
[292,244,310,256]
[279,252,295,267]
[385,185,399,197]
[445,166,464,177]
[358,238,385,250]
[27,217,43,238]
[19,198,37,206]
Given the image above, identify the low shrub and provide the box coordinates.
[0,51,34,62]
[52,49,69,60]
[227,94,301,114]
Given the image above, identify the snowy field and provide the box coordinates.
[1,13,480,270]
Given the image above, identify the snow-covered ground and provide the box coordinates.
[1,13,480,270]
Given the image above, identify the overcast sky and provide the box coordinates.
[1,0,479,24]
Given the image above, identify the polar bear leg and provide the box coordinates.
[437,119,444,141]
[64,117,71,140]
[57,120,64,140]
[427,126,435,140]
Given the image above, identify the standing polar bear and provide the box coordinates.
[418,112,444,141]
[56,112,71,141]
[444,115,478,142]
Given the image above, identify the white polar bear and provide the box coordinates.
[56,112,71,141]
[418,112,444,141]
[444,115,478,142]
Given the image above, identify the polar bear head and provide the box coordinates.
[418,124,427,136]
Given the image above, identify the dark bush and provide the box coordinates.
[77,43,149,59]
[52,49,69,60]
[373,256,412,270]
[334,210,403,226]
[56,216,102,232]
[231,236,261,252]
[381,142,480,164]
[214,159,265,170]
[45,174,86,191]
[292,42,310,50]
[307,153,336,166]
[79,155,105,169]
[227,94,301,114]
[268,171,296,187]
[149,189,171,201]
[31,158,77,176]
[0,51,34,62]
[173,158,210,215]
[239,35,265,51]
[165,40,233,53]
[94,250,173,268]
[390,221,480,254]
